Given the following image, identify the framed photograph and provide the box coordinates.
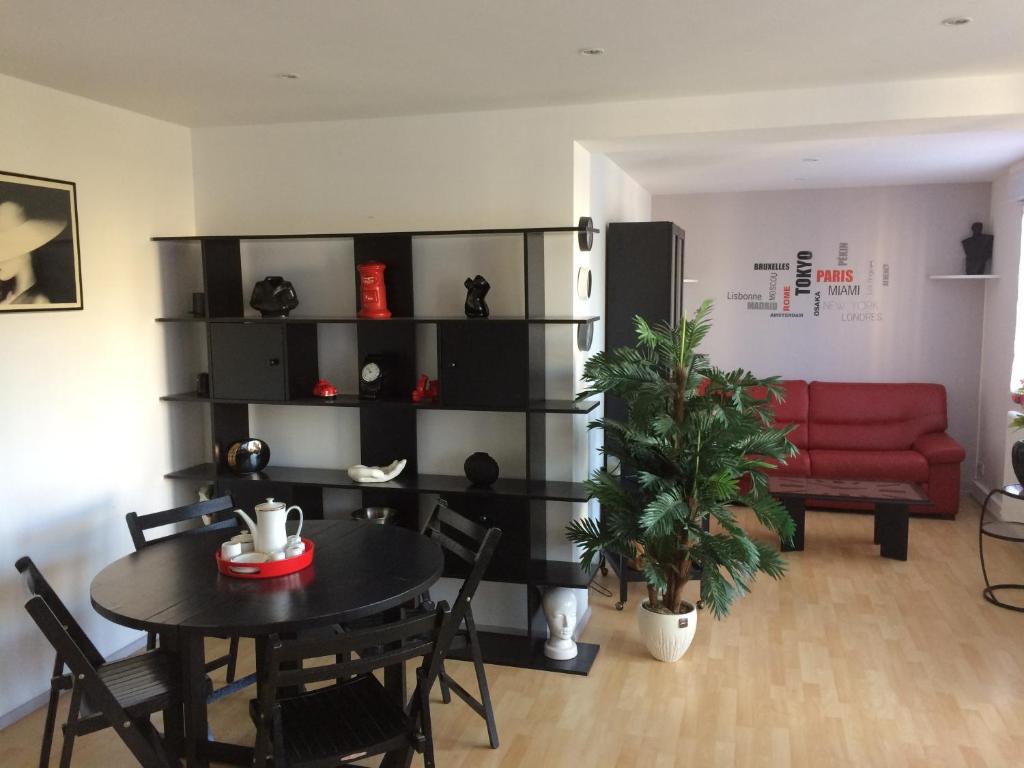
[0,171,82,312]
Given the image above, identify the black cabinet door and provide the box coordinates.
[210,323,287,401]
[437,322,528,409]
[442,496,530,582]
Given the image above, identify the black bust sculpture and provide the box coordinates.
[962,222,994,275]
[250,276,299,317]
[464,274,490,318]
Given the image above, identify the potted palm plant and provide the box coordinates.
[567,300,797,661]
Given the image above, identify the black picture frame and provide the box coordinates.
[0,170,82,313]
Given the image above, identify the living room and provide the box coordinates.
[2,3,1024,767]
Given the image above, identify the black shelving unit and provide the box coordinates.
[155,221,601,674]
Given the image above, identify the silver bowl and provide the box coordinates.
[351,506,397,525]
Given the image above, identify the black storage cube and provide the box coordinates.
[210,322,318,401]
[437,321,528,410]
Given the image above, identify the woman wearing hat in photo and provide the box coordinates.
[0,199,69,306]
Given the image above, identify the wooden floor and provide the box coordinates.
[4,497,1024,767]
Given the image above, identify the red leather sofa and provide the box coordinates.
[764,381,965,517]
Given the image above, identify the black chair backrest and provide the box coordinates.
[421,500,501,569]
[15,556,104,668]
[261,603,450,702]
[125,495,239,551]
[418,502,501,678]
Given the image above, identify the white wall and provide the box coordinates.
[977,161,1024,502]
[652,184,992,480]
[0,74,195,720]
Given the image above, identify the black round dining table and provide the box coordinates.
[90,519,444,768]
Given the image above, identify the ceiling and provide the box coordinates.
[1,1,1023,127]
[594,120,1024,194]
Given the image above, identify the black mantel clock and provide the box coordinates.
[359,355,385,399]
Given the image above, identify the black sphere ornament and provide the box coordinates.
[464,275,490,318]
[225,438,271,474]
[464,452,499,487]
[250,276,299,317]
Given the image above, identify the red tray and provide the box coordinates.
[215,537,315,579]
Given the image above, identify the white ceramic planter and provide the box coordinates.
[637,599,697,662]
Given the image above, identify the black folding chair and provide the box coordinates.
[16,556,183,768]
[125,495,246,686]
[251,603,453,768]
[418,499,502,749]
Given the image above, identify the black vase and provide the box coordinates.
[1012,441,1024,486]
[464,452,499,487]
[226,438,271,474]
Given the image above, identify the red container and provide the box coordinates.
[215,537,315,579]
[357,261,392,319]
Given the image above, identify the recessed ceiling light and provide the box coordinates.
[275,72,300,80]
[941,16,972,26]
[579,47,605,56]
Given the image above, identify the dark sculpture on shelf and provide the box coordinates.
[464,274,490,318]
[250,276,299,317]
[464,452,499,487]
[962,222,994,275]
[225,438,271,474]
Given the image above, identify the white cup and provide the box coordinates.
[221,541,243,560]
[286,534,303,548]
[285,544,305,559]
[268,550,286,561]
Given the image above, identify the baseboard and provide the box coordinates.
[0,634,147,730]
[970,480,995,510]
[573,606,593,641]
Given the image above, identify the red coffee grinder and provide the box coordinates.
[357,261,392,319]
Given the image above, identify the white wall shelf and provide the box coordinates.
[929,274,999,280]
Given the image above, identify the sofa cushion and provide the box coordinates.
[753,379,808,449]
[807,382,948,451]
[810,449,930,483]
[762,451,810,477]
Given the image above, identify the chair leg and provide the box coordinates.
[416,668,435,768]
[146,631,157,651]
[437,660,452,704]
[58,686,83,768]
[115,717,174,768]
[466,615,499,749]
[39,666,65,768]
[226,636,239,683]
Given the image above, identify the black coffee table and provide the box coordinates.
[768,477,930,560]
[91,519,443,768]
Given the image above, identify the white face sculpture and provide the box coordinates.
[543,588,577,641]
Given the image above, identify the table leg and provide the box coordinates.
[876,503,909,560]
[158,630,184,762]
[180,631,209,768]
[781,497,805,552]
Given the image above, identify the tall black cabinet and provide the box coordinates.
[156,222,601,674]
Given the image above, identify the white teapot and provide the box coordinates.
[234,498,303,554]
